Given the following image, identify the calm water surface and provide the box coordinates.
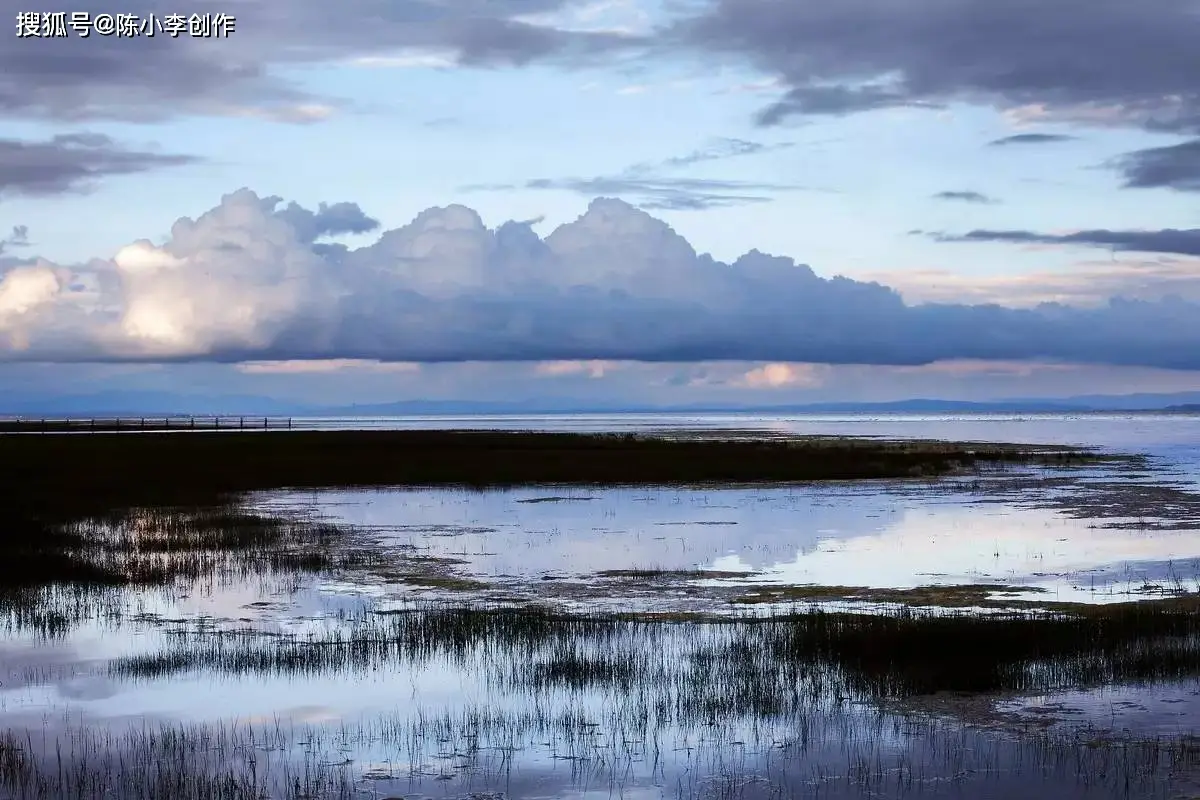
[254,413,1200,607]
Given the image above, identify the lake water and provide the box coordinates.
[3,413,1199,799]
[289,410,1200,452]
[255,413,1200,609]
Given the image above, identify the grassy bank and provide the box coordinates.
[0,429,1097,512]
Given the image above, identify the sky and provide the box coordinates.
[3,0,1200,408]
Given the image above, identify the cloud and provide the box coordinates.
[350,52,459,70]
[12,358,1200,411]
[859,257,1200,307]
[676,361,829,390]
[523,176,804,210]
[9,190,1200,369]
[934,227,1200,257]
[988,133,1079,146]
[514,0,654,36]
[1112,138,1200,191]
[639,138,794,171]
[888,359,1081,378]
[236,359,420,374]
[673,0,1200,132]
[273,200,380,241]
[0,225,29,254]
[737,362,826,389]
[0,134,198,198]
[0,264,62,351]
[534,359,619,378]
[755,85,941,126]
[933,191,997,204]
[4,0,645,123]
[463,137,815,210]
[14,0,1200,137]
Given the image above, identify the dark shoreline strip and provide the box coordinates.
[0,429,1099,508]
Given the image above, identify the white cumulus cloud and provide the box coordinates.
[5,188,1200,369]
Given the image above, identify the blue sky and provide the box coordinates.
[4,0,1200,406]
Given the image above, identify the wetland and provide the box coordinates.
[2,415,1200,799]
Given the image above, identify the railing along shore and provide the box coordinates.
[0,417,294,433]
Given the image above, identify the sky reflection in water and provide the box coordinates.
[250,477,1200,606]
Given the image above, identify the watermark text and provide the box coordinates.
[15,11,235,38]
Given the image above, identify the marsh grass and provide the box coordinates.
[959,474,1200,530]
[0,508,353,587]
[0,504,380,635]
[110,600,1200,700]
[597,568,756,580]
[387,573,491,591]
[1,693,1193,800]
[730,583,1050,607]
[85,602,1200,794]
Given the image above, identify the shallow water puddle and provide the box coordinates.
[246,479,1200,608]
[996,680,1200,738]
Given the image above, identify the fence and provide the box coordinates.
[0,417,294,433]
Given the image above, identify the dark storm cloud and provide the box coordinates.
[934,227,1200,257]
[674,0,1200,132]
[3,0,645,122]
[1112,139,1200,191]
[933,191,997,204]
[988,133,1079,146]
[0,134,198,197]
[8,191,1200,369]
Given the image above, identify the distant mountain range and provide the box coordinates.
[5,390,1200,416]
[323,394,1200,415]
